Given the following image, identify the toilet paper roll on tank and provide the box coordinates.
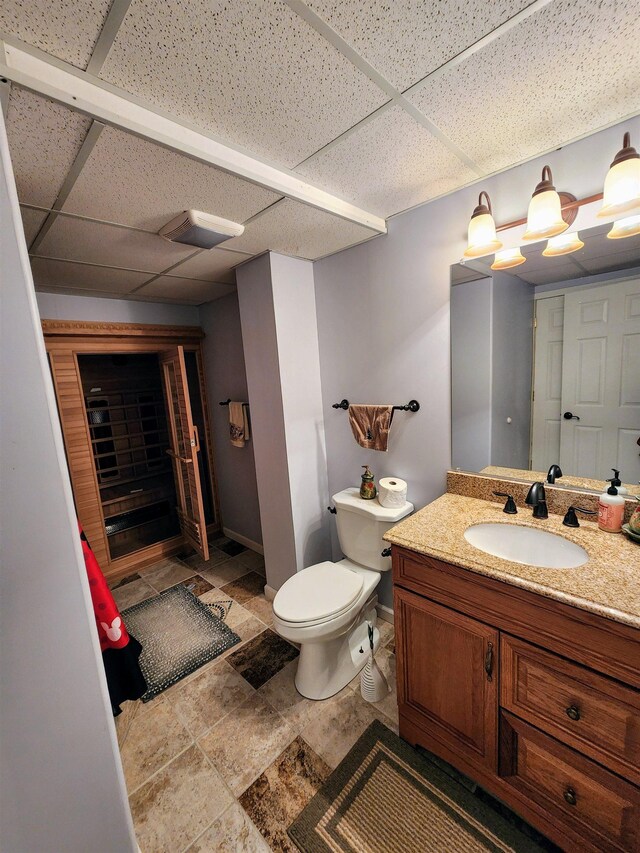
[378,477,408,508]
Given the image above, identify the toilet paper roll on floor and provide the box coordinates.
[378,477,408,508]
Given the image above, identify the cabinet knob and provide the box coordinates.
[566,705,581,721]
[563,787,577,806]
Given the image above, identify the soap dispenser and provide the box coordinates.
[609,469,629,495]
[360,465,377,500]
[598,476,625,533]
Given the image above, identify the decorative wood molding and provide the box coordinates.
[41,319,204,339]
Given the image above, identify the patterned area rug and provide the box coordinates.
[122,585,240,701]
[288,720,554,853]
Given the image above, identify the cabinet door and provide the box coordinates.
[395,586,498,772]
[160,347,209,561]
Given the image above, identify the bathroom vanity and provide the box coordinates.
[387,489,640,853]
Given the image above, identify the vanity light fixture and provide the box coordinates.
[523,166,569,241]
[463,191,503,258]
[607,214,640,240]
[598,132,640,219]
[491,247,526,270]
[542,231,585,257]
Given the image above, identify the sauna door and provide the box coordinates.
[160,347,209,560]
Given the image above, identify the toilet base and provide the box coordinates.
[294,608,380,700]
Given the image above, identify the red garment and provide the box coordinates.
[79,521,130,651]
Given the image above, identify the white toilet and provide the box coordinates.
[272,487,413,700]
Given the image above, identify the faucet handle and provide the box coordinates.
[563,505,597,527]
[493,491,517,514]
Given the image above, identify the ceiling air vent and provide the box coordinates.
[159,210,244,249]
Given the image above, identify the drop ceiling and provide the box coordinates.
[1,0,639,305]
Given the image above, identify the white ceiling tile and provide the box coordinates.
[224,199,379,260]
[33,215,197,272]
[407,0,640,174]
[0,0,111,69]
[6,88,92,207]
[30,258,150,293]
[98,0,388,167]
[135,276,233,304]
[296,105,477,218]
[19,207,47,245]
[167,248,252,283]
[62,126,280,231]
[306,0,531,90]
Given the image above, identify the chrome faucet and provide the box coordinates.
[525,482,548,519]
[546,464,562,484]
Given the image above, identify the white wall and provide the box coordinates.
[0,112,136,852]
[270,253,331,570]
[314,117,639,610]
[237,253,298,590]
[199,292,262,547]
[36,290,200,325]
[237,253,331,591]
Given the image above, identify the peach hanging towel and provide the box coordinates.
[229,401,250,447]
[348,404,393,451]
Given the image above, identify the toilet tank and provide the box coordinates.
[332,487,413,572]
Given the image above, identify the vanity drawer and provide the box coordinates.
[501,635,640,784]
[500,712,640,853]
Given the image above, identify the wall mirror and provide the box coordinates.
[451,221,640,492]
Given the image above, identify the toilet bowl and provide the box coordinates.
[272,488,413,700]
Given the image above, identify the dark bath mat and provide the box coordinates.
[122,585,240,701]
[288,719,557,853]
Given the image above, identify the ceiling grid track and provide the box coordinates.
[29,119,105,252]
[283,0,483,175]
[85,0,133,76]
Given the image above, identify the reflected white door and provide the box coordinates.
[531,295,564,471]
[559,278,640,482]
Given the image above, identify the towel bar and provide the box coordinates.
[332,399,420,412]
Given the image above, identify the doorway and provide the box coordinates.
[531,277,640,481]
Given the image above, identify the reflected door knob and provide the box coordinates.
[563,412,580,421]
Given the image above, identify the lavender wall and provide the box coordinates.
[199,292,262,547]
[313,118,638,610]
[0,109,136,853]
[36,291,200,325]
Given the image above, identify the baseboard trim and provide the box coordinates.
[264,584,277,602]
[222,527,263,555]
[377,603,394,625]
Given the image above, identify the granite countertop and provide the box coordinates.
[384,493,640,629]
[480,465,637,495]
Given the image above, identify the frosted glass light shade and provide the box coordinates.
[607,215,640,240]
[598,133,640,219]
[543,231,584,256]
[491,247,526,270]
[523,189,568,240]
[464,191,502,258]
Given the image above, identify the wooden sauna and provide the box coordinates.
[44,320,219,580]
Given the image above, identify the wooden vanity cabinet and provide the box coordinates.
[393,545,640,853]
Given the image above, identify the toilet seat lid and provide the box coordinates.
[273,562,364,624]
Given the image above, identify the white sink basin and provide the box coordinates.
[464,523,588,569]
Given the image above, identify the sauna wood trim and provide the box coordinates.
[42,319,204,339]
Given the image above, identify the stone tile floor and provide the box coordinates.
[111,538,397,853]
